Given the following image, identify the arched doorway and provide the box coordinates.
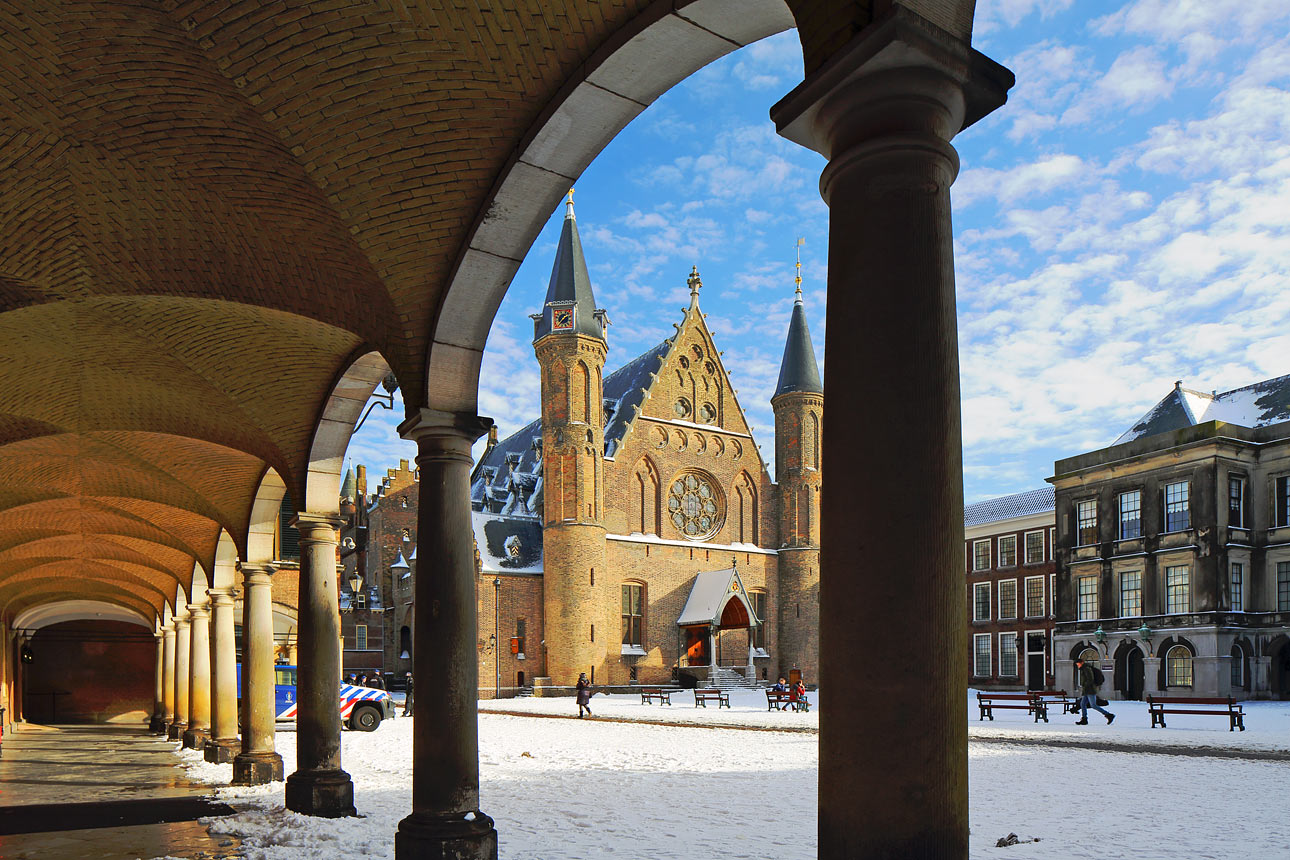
[1271,636,1290,700]
[1114,642,1145,701]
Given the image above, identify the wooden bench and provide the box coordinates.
[639,687,674,705]
[977,691,1047,723]
[1147,695,1245,731]
[1033,689,1079,716]
[766,690,793,711]
[694,688,730,709]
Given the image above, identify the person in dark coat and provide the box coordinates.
[575,673,593,718]
[402,671,414,717]
[369,673,385,691]
[1074,656,1115,725]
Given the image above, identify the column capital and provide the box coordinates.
[207,587,236,605]
[174,616,190,630]
[771,6,1012,158]
[399,408,492,452]
[187,603,211,619]
[238,561,277,579]
[292,511,345,540]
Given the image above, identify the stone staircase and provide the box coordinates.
[706,666,761,691]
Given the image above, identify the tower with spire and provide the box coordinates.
[772,239,823,683]
[531,189,613,685]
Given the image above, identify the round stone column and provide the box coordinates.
[285,513,355,818]
[396,408,497,860]
[206,587,240,763]
[169,615,190,741]
[183,603,212,749]
[771,12,1012,859]
[161,622,176,731]
[232,563,284,784]
[150,632,166,733]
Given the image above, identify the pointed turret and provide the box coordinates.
[774,282,822,397]
[340,467,356,504]
[532,189,608,343]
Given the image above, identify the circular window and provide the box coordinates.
[674,398,691,418]
[667,472,724,540]
[699,403,716,423]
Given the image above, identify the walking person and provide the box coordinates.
[575,673,593,719]
[402,671,414,717]
[1074,656,1114,725]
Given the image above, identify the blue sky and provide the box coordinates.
[347,0,1290,504]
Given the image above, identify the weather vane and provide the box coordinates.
[794,237,805,298]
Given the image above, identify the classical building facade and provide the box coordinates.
[964,487,1056,691]
[467,197,823,694]
[1051,377,1290,700]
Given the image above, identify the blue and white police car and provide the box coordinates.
[237,664,396,731]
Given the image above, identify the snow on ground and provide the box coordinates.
[174,690,1290,860]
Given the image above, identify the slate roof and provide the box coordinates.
[531,200,605,342]
[1114,374,1290,445]
[675,568,759,627]
[774,293,822,397]
[602,338,670,457]
[963,486,1055,528]
[472,512,543,574]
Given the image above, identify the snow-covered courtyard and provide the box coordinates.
[175,690,1290,860]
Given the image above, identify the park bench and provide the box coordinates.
[976,691,1047,723]
[766,690,792,711]
[1033,689,1079,715]
[1147,695,1245,731]
[693,688,730,709]
[640,687,674,705]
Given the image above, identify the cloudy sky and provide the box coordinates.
[346,0,1290,504]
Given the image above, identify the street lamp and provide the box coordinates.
[493,577,502,700]
[1138,622,1154,655]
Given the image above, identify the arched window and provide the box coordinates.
[749,589,767,652]
[808,412,820,470]
[798,481,811,541]
[735,472,757,545]
[1166,645,1193,688]
[571,361,590,423]
[1230,644,1245,688]
[399,625,412,659]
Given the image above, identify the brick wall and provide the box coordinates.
[23,620,153,724]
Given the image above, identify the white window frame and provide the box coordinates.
[1163,481,1190,532]
[1119,490,1142,540]
[972,539,991,572]
[355,624,368,652]
[1077,575,1098,621]
[998,578,1018,621]
[1024,575,1045,618]
[1278,561,1290,612]
[1076,500,1098,546]
[973,582,991,622]
[997,535,1017,568]
[1049,527,1056,560]
[1228,475,1246,529]
[1230,562,1244,612]
[1165,565,1191,615]
[998,632,1019,677]
[973,633,992,678]
[1024,530,1045,565]
[1119,570,1142,618]
[1165,645,1193,688]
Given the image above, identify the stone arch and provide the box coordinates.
[423,1,797,415]
[572,360,590,425]
[12,600,152,632]
[212,531,239,591]
[632,457,661,535]
[304,350,393,514]
[807,411,820,470]
[245,469,288,566]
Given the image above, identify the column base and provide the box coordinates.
[182,728,210,750]
[232,751,284,785]
[167,721,187,741]
[285,768,356,818]
[204,738,239,764]
[148,715,167,734]
[396,811,498,860]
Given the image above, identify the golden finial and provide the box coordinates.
[794,237,805,300]
[566,187,575,217]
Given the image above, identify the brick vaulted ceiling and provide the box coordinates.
[0,0,971,621]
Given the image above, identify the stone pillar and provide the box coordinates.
[396,409,497,860]
[770,11,1011,859]
[169,615,190,741]
[285,514,355,818]
[206,587,240,763]
[233,564,284,784]
[1143,657,1162,696]
[161,622,176,729]
[1251,656,1270,696]
[150,633,167,733]
[183,603,212,749]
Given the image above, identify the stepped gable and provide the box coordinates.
[963,486,1054,528]
[1114,373,1290,445]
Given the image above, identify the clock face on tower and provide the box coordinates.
[551,308,574,330]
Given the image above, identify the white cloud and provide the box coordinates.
[975,0,1075,35]
[1062,46,1175,124]
[955,153,1090,207]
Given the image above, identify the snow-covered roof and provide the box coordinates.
[471,511,543,574]
[602,339,670,457]
[963,486,1054,528]
[1114,374,1290,445]
[676,568,760,627]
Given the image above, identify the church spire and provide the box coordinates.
[774,239,822,397]
[532,187,607,343]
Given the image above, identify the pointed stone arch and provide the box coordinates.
[571,360,591,425]
[734,471,758,545]
[632,456,661,535]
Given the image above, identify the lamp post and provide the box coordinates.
[1138,622,1154,656]
[1094,624,1106,656]
[493,578,501,700]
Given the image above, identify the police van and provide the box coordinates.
[237,664,396,731]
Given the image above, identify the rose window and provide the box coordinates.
[667,472,723,539]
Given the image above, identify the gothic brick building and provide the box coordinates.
[467,197,824,694]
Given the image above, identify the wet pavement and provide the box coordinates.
[0,723,242,859]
